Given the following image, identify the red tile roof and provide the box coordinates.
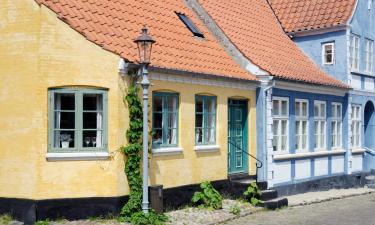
[198,0,348,88]
[34,0,257,81]
[269,0,356,34]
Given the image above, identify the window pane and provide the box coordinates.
[337,105,341,118]
[320,104,326,117]
[196,98,203,113]
[207,98,216,114]
[196,113,203,128]
[332,105,336,118]
[281,101,288,115]
[153,129,163,146]
[281,120,287,135]
[83,112,101,129]
[168,113,177,129]
[167,129,177,144]
[55,130,75,148]
[56,112,75,129]
[168,95,177,112]
[295,102,300,116]
[314,104,319,117]
[273,120,279,135]
[153,113,163,129]
[196,128,203,143]
[83,130,102,148]
[208,128,215,143]
[273,100,279,116]
[83,94,102,111]
[153,96,163,112]
[302,102,308,116]
[207,114,215,128]
[55,93,75,110]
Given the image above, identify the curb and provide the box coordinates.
[288,190,375,207]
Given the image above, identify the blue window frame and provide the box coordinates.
[48,88,108,152]
[195,95,217,145]
[152,92,179,148]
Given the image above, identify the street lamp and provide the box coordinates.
[134,25,155,214]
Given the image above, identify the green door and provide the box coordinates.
[228,99,248,174]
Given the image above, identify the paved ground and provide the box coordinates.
[225,192,375,225]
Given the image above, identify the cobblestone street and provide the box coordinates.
[225,193,375,225]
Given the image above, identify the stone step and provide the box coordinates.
[366,183,375,189]
[260,189,278,201]
[260,197,288,210]
[365,175,375,183]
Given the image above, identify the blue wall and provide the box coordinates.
[350,0,375,75]
[294,30,348,83]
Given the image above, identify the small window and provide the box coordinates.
[365,39,374,73]
[295,99,308,151]
[351,105,362,148]
[350,34,360,71]
[314,101,326,150]
[331,103,342,149]
[272,97,289,153]
[48,89,108,152]
[322,43,335,65]
[176,12,204,38]
[195,95,216,145]
[152,92,179,148]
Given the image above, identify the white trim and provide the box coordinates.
[46,152,110,161]
[273,150,346,161]
[152,147,183,156]
[331,102,343,149]
[150,72,258,91]
[322,42,335,65]
[275,81,347,96]
[351,148,366,154]
[314,100,327,151]
[194,145,220,152]
[272,97,289,153]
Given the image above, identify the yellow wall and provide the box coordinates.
[149,78,257,188]
[0,0,257,200]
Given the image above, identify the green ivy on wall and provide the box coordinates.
[120,85,143,221]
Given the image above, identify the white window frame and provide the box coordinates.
[331,103,343,149]
[365,38,374,74]
[295,99,309,152]
[351,105,362,149]
[272,97,289,153]
[314,101,327,151]
[350,34,360,71]
[322,42,335,65]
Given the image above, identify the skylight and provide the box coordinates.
[176,13,204,38]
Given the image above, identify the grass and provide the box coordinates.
[0,214,13,225]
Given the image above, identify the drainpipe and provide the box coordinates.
[259,76,274,183]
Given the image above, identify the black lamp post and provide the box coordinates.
[134,25,155,214]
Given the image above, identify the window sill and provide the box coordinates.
[46,152,109,161]
[194,145,220,152]
[351,148,366,154]
[273,149,346,161]
[152,147,183,156]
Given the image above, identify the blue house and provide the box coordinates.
[271,0,375,174]
[190,0,351,191]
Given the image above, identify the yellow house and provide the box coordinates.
[0,0,259,222]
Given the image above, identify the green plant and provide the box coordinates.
[243,182,262,206]
[34,219,49,225]
[119,85,168,224]
[229,204,241,215]
[120,85,144,221]
[130,210,168,225]
[192,181,223,210]
[0,214,13,225]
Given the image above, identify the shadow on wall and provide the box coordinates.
[364,101,375,171]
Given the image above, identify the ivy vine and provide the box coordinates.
[120,85,143,221]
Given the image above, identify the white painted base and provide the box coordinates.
[295,159,311,179]
[332,155,345,174]
[352,154,363,172]
[273,161,291,183]
[314,157,329,177]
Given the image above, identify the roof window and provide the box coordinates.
[176,13,204,38]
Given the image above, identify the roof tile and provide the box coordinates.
[198,0,348,88]
[269,0,356,33]
[35,0,256,81]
